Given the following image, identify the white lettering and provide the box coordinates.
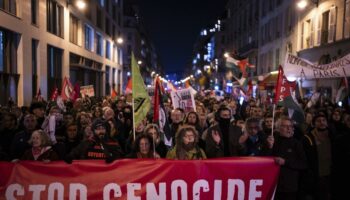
[193,179,209,200]
[127,183,141,200]
[69,183,87,200]
[48,182,64,200]
[5,184,24,199]
[146,182,166,200]
[103,183,122,200]
[249,179,263,200]
[213,180,222,200]
[29,185,46,200]
[228,179,244,200]
[171,180,187,200]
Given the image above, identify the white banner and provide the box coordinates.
[171,88,196,112]
[284,53,350,79]
[80,85,95,97]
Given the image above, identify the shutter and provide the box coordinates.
[301,22,304,49]
[310,16,314,47]
[316,13,322,46]
[328,6,337,43]
[345,0,350,39]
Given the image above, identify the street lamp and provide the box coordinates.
[116,37,123,44]
[138,60,142,65]
[297,0,319,9]
[67,0,86,9]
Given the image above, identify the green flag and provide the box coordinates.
[132,53,151,127]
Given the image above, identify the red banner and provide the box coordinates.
[0,158,279,200]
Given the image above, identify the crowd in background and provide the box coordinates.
[1,92,349,200]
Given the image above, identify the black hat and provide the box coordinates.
[29,102,45,113]
[312,111,327,124]
[92,119,109,131]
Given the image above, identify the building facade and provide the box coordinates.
[0,0,124,106]
[258,0,350,98]
[123,1,163,89]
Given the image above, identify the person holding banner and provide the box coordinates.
[166,125,206,160]
[205,105,244,158]
[126,134,160,159]
[238,117,274,156]
[64,119,123,164]
[272,116,307,200]
[20,129,59,162]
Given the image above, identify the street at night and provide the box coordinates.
[1,0,350,199]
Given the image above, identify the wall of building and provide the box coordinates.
[0,0,123,106]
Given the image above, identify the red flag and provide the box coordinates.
[50,87,59,101]
[125,78,132,94]
[70,83,80,103]
[61,77,73,100]
[274,66,297,104]
[111,87,118,99]
[153,77,160,122]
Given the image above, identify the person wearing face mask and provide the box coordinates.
[205,105,242,158]
[64,119,123,164]
[166,125,206,160]
[300,112,334,200]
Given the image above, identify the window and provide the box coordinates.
[117,69,121,94]
[0,0,17,15]
[106,41,110,59]
[96,7,103,30]
[47,45,62,99]
[112,68,116,88]
[345,0,350,38]
[118,48,122,64]
[47,0,64,37]
[31,0,38,25]
[321,11,330,45]
[70,14,79,44]
[32,39,38,98]
[105,17,111,36]
[96,33,103,56]
[106,65,110,94]
[69,53,103,96]
[84,24,94,51]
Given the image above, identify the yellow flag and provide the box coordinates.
[132,53,151,127]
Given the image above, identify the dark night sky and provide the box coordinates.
[136,0,228,75]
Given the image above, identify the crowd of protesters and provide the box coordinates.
[1,92,350,200]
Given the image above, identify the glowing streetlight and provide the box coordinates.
[224,52,229,58]
[75,0,86,9]
[297,0,319,9]
[297,0,307,9]
[117,37,123,44]
[137,60,142,65]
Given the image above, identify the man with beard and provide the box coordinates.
[165,108,184,149]
[166,125,206,160]
[205,105,242,158]
[65,118,123,163]
[300,112,334,200]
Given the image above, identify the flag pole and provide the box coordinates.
[132,94,136,142]
[271,104,276,137]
